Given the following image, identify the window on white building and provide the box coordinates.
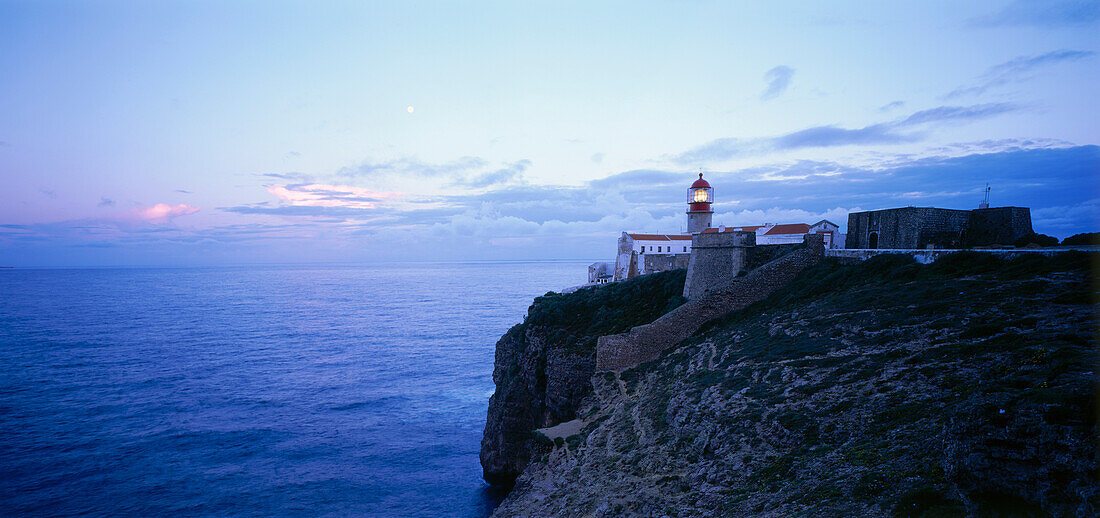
[683,246,687,252]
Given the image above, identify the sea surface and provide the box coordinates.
[0,262,587,517]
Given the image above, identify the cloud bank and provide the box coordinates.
[4,146,1096,266]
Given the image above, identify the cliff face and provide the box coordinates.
[480,270,688,486]
[480,325,594,485]
[491,252,1098,516]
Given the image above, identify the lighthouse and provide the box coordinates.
[686,173,714,234]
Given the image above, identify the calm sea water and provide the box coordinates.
[0,262,586,517]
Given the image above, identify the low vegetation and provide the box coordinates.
[1061,231,1100,246]
[507,269,687,350]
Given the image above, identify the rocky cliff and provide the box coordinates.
[487,251,1098,516]
[480,270,688,486]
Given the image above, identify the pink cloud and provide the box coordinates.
[129,203,200,223]
[267,183,404,209]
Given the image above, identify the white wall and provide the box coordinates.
[632,238,691,254]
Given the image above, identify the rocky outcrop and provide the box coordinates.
[492,251,1098,516]
[480,325,594,486]
[480,270,688,487]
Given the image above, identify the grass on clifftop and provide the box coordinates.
[506,269,687,351]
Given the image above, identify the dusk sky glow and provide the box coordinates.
[1,0,1098,266]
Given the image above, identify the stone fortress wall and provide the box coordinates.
[846,206,1032,249]
[826,246,1089,264]
[643,253,690,275]
[968,207,1034,245]
[596,235,825,372]
[682,230,757,300]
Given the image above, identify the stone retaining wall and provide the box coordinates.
[596,236,825,372]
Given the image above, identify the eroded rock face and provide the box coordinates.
[479,326,594,486]
[479,269,689,488]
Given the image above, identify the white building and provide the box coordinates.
[625,233,693,255]
[710,220,844,249]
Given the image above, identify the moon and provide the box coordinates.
[406,105,414,113]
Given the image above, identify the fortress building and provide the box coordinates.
[845,206,1033,249]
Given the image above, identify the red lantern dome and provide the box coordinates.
[687,173,713,213]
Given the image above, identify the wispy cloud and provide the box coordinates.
[675,103,1018,163]
[898,103,1019,125]
[98,197,115,207]
[453,159,530,188]
[220,203,385,220]
[129,203,200,223]
[261,172,310,181]
[338,156,487,178]
[772,123,917,150]
[266,183,403,209]
[878,101,905,112]
[969,0,1100,28]
[945,49,1094,98]
[760,66,794,101]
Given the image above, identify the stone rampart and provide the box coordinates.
[826,247,1092,264]
[968,207,1033,246]
[596,235,825,372]
[683,230,756,300]
[745,243,803,270]
[643,253,690,275]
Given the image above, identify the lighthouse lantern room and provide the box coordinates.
[686,173,714,233]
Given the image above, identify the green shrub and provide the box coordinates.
[1061,231,1100,246]
[1013,232,1059,247]
[520,269,687,351]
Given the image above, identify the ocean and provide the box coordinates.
[0,262,587,517]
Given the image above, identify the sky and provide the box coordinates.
[1,0,1098,266]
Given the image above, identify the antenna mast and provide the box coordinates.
[979,184,991,209]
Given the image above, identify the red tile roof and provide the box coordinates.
[637,223,829,239]
[701,225,765,234]
[764,223,812,235]
[627,233,693,241]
